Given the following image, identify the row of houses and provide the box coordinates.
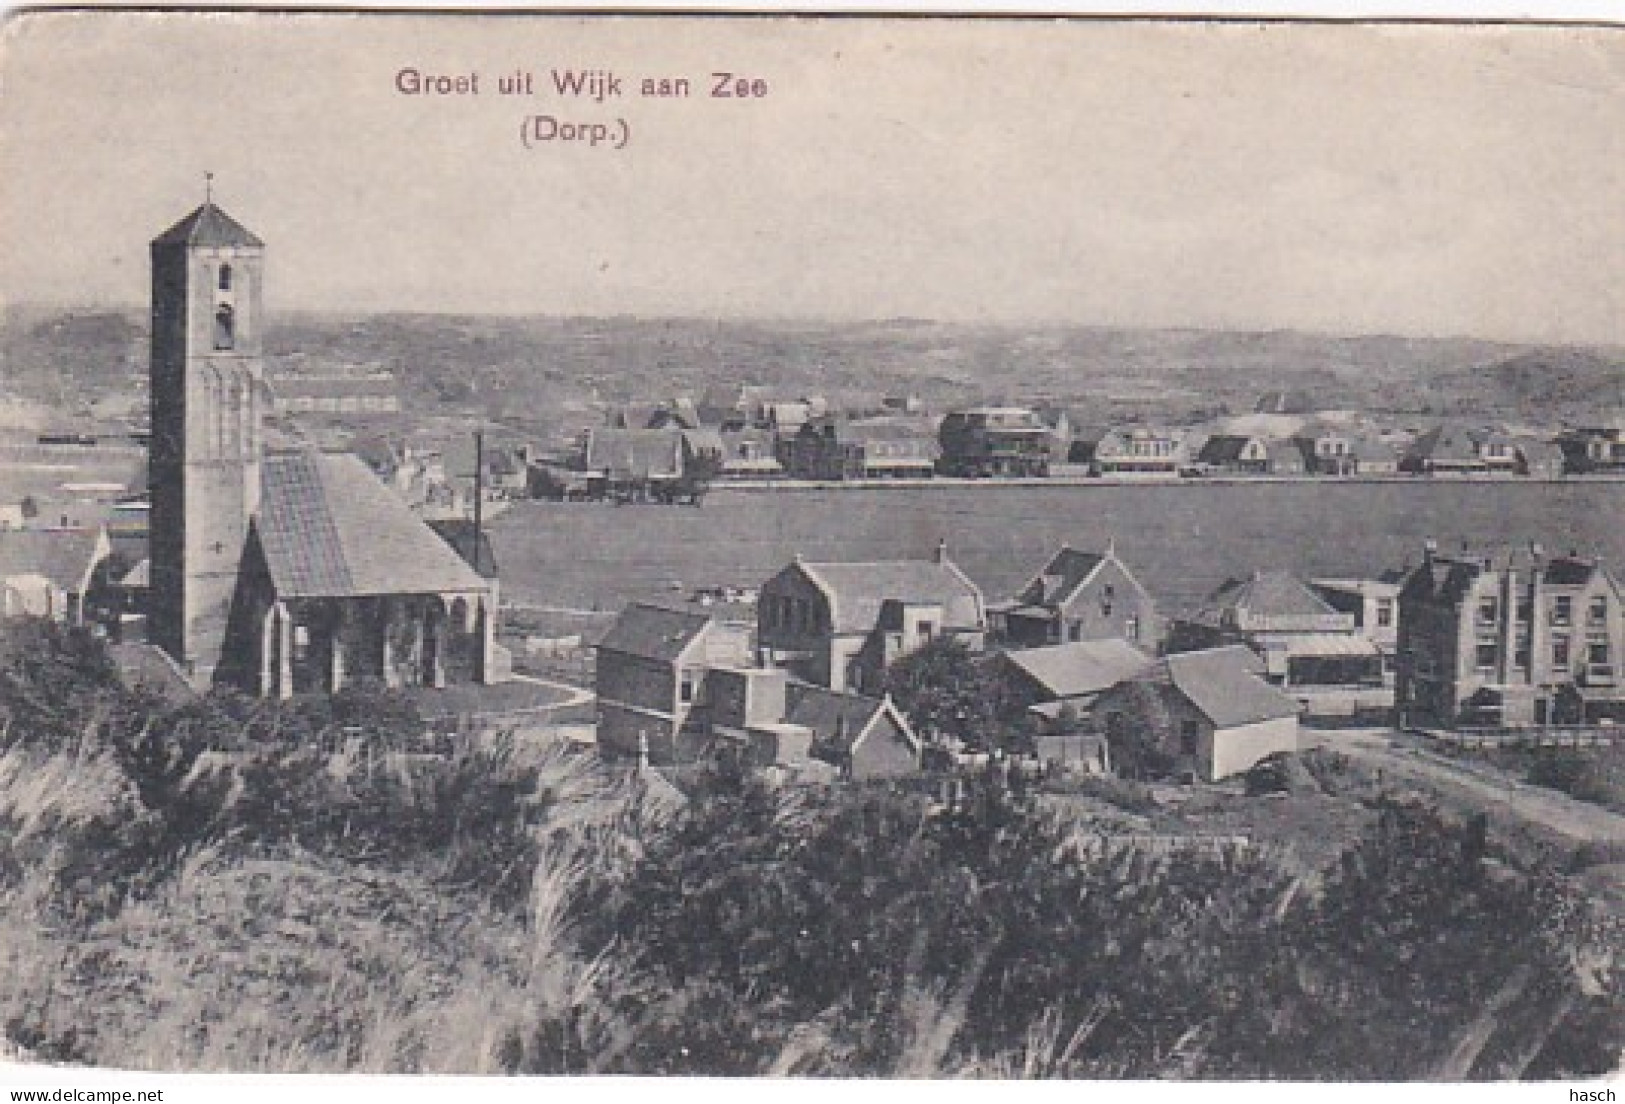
[561,399,1615,486]
[598,544,1305,785]
[594,535,1625,787]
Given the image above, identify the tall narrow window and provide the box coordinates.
[218,264,233,291]
[214,304,235,351]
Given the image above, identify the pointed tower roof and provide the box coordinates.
[151,202,263,249]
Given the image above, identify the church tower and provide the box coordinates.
[147,193,267,683]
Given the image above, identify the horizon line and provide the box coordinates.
[6,298,1625,354]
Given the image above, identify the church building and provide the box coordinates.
[146,198,497,697]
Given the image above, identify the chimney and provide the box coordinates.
[1424,537,1438,564]
[637,731,650,773]
[935,538,949,565]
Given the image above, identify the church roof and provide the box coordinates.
[151,202,264,249]
[255,450,489,599]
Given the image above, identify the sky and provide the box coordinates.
[1,12,1623,344]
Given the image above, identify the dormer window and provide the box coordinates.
[214,304,235,351]
[218,264,233,292]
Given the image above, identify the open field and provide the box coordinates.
[488,478,1625,613]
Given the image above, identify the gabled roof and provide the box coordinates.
[109,642,197,702]
[1164,646,1298,728]
[1201,571,1338,621]
[681,427,726,456]
[1402,549,1616,601]
[583,428,684,479]
[786,684,917,756]
[1197,435,1263,464]
[1014,545,1144,610]
[597,602,713,662]
[793,557,984,634]
[0,528,107,592]
[841,418,938,446]
[255,450,490,599]
[1003,639,1153,700]
[151,202,264,249]
[425,519,500,580]
[118,558,150,588]
[1545,556,1602,587]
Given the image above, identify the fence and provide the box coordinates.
[1419,725,1618,749]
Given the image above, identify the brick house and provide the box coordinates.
[996,545,1160,649]
[1396,543,1625,728]
[1557,424,1625,475]
[756,544,986,694]
[996,637,1154,723]
[594,602,754,762]
[599,608,923,777]
[937,407,1052,477]
[1093,645,1301,782]
[786,416,940,480]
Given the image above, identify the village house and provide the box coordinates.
[142,199,500,696]
[1309,576,1402,664]
[786,416,940,480]
[611,398,703,432]
[594,602,755,763]
[0,526,112,624]
[1517,438,1568,480]
[756,544,987,694]
[1298,428,1404,477]
[1094,645,1301,782]
[998,637,1154,717]
[995,544,1160,649]
[696,384,773,432]
[715,428,784,480]
[1396,542,1625,729]
[1400,424,1525,476]
[598,605,923,777]
[568,426,713,502]
[1557,423,1625,475]
[1090,426,1189,477]
[1195,434,1306,476]
[937,406,1052,478]
[1170,571,1388,716]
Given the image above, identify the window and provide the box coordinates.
[1125,616,1140,642]
[918,620,935,641]
[1475,642,1498,671]
[1068,621,1082,643]
[1180,720,1201,757]
[1552,596,1573,627]
[1476,597,1499,627]
[218,264,232,291]
[1553,635,1571,668]
[1376,600,1394,628]
[213,304,235,351]
[1589,597,1609,625]
[1589,642,1612,670]
[679,670,696,704]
